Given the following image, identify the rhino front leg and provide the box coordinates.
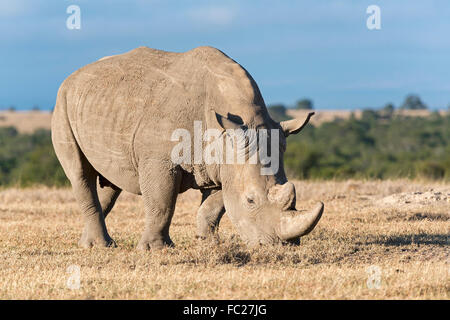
[137,162,181,250]
[196,189,225,239]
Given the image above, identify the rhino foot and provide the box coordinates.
[136,238,174,251]
[78,231,117,248]
[195,233,220,245]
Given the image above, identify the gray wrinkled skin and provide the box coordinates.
[51,46,323,249]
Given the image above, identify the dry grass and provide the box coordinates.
[0,180,448,299]
[287,109,449,126]
[0,111,52,133]
[2,110,448,133]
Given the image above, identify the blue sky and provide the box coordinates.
[0,0,449,110]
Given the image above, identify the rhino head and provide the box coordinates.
[213,111,323,246]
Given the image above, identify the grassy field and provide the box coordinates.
[0,180,448,299]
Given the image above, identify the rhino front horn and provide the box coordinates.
[277,202,324,241]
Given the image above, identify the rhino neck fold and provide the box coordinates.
[204,163,221,188]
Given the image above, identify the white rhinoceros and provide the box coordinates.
[51,46,323,249]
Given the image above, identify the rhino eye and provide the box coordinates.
[243,193,258,210]
[245,196,258,210]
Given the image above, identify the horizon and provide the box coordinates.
[1,102,447,112]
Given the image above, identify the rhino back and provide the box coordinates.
[59,48,174,191]
[58,46,270,192]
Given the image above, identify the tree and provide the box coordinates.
[400,94,427,110]
[267,104,290,122]
[383,103,394,113]
[379,103,395,118]
[362,109,379,122]
[296,99,314,110]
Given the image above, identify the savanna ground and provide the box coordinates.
[0,180,448,299]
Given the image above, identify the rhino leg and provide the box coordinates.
[137,162,181,250]
[97,181,122,218]
[64,161,115,248]
[196,189,225,240]
[78,179,121,244]
[72,163,116,248]
[52,122,115,248]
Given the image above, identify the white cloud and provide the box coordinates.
[187,5,237,27]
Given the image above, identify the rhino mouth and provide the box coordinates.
[235,202,324,246]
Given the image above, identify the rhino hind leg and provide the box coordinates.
[78,183,120,246]
[196,189,225,240]
[70,162,116,248]
[52,127,115,248]
[137,162,182,250]
[59,158,116,248]
[97,179,122,218]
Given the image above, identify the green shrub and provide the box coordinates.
[415,161,446,180]
[0,110,449,187]
[284,111,450,181]
[0,128,69,187]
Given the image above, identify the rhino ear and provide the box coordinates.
[280,112,315,137]
[214,112,242,131]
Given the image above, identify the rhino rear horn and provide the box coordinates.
[280,112,315,136]
[268,182,296,211]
